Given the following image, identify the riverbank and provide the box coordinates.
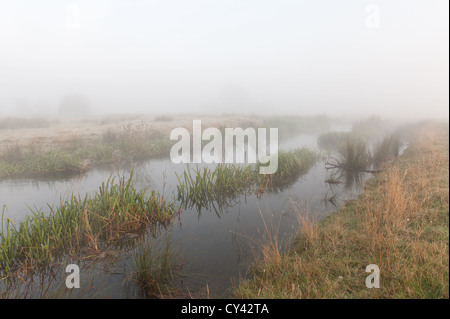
[0,114,332,180]
[0,115,257,179]
[234,122,449,298]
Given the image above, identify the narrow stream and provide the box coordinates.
[0,132,371,298]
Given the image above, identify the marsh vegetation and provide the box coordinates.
[0,115,446,299]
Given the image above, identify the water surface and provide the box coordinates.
[0,133,370,298]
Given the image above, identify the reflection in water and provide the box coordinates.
[322,189,341,209]
[322,166,370,212]
[178,181,243,219]
[326,166,368,190]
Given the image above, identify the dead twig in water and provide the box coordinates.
[325,162,384,174]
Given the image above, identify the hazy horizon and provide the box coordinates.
[0,0,448,121]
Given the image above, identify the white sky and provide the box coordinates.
[0,0,448,119]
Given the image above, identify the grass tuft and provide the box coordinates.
[132,235,181,298]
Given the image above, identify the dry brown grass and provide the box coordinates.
[234,122,449,298]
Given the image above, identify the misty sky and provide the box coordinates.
[0,0,448,119]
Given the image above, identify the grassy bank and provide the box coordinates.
[0,121,172,180]
[234,122,449,298]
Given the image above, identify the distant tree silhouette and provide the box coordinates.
[59,94,90,118]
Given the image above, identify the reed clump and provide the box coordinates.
[324,133,403,173]
[324,138,371,172]
[0,172,178,277]
[336,139,372,171]
[319,116,402,172]
[177,148,318,210]
[372,134,402,169]
[132,235,181,298]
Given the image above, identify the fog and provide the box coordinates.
[0,0,448,120]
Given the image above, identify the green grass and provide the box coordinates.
[0,172,179,277]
